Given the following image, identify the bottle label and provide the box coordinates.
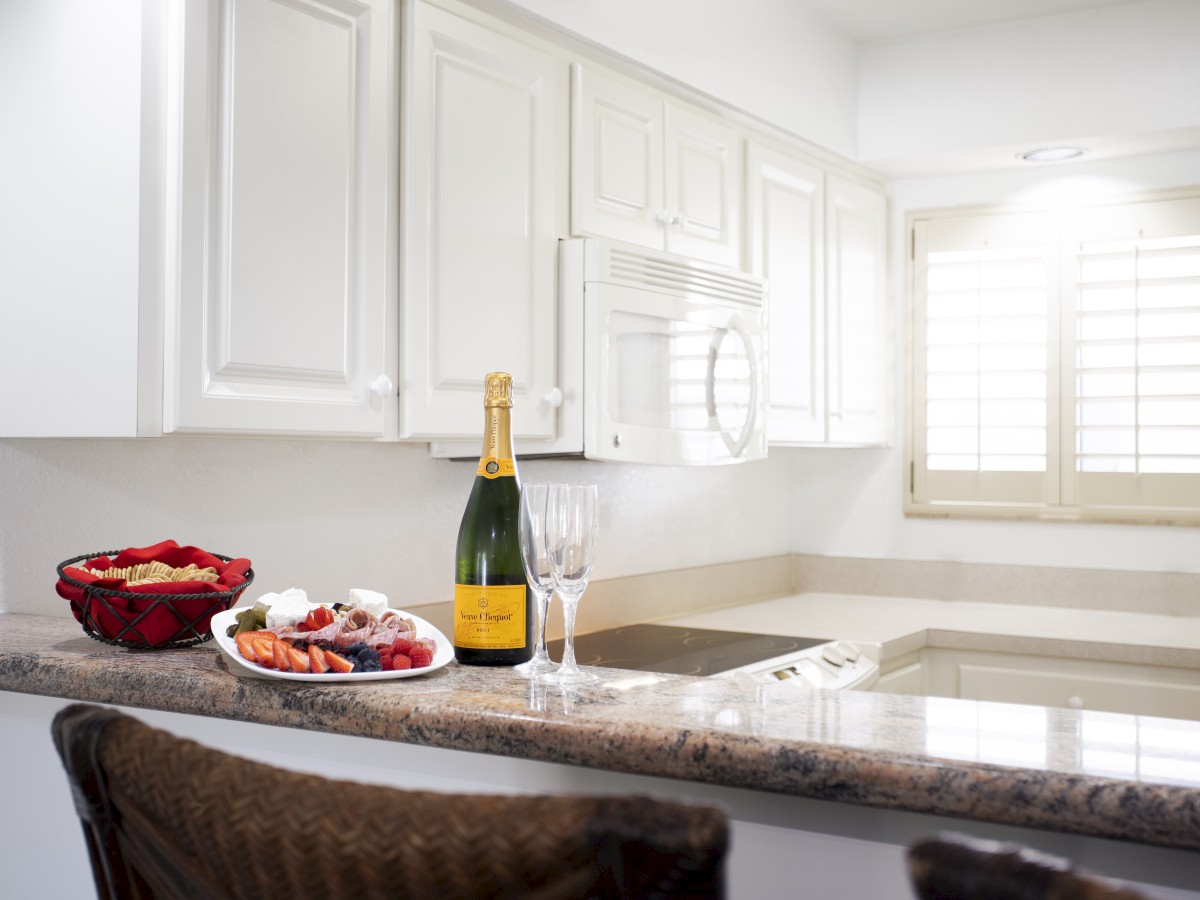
[453,583,527,649]
[476,457,516,479]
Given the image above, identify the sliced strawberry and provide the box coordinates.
[251,637,276,668]
[310,605,335,629]
[286,644,310,673]
[325,650,354,674]
[235,631,261,661]
[308,644,330,674]
[273,640,292,671]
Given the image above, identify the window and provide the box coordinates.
[909,193,1200,523]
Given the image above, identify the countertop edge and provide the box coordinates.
[4,614,1199,852]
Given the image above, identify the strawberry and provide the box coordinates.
[390,654,412,671]
[308,644,330,674]
[286,644,310,673]
[408,646,433,669]
[251,637,276,668]
[304,606,334,631]
[235,631,262,661]
[273,640,292,671]
[325,650,354,674]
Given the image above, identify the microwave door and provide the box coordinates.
[584,283,766,465]
[707,313,761,459]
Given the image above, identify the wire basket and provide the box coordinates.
[57,551,255,650]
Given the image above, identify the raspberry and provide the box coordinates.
[390,637,413,655]
[390,654,412,671]
[379,651,393,667]
[409,646,434,668]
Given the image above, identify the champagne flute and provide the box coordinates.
[514,483,557,677]
[541,483,598,685]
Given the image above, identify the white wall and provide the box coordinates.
[0,438,796,616]
[505,0,859,159]
[856,0,1200,176]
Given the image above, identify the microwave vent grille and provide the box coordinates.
[606,247,764,307]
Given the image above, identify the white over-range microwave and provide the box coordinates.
[432,237,768,466]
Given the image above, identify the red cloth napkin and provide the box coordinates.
[57,540,253,645]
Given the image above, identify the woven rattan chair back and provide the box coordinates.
[52,703,729,899]
[907,833,1149,900]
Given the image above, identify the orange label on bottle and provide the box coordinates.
[476,457,516,479]
[453,583,526,649]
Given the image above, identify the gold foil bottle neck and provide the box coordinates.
[483,372,513,408]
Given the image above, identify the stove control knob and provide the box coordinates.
[821,645,847,667]
[834,641,861,663]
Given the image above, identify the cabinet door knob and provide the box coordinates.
[674,213,689,229]
[370,375,394,397]
[543,387,564,408]
[655,210,676,226]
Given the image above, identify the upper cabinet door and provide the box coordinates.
[400,1,566,440]
[571,65,743,268]
[569,64,665,252]
[747,142,825,444]
[826,174,889,446]
[164,0,396,437]
[664,104,743,269]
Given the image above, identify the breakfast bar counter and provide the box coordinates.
[5,610,1200,865]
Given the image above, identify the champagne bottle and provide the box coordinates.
[453,372,533,666]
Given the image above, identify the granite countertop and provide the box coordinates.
[3,612,1200,851]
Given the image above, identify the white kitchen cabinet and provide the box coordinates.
[825,174,888,445]
[571,65,743,269]
[747,142,826,443]
[0,1,142,437]
[748,142,888,446]
[400,0,567,441]
[872,647,1200,720]
[161,0,397,437]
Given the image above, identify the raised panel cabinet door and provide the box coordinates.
[664,103,743,268]
[747,142,825,444]
[401,2,565,440]
[826,174,889,446]
[164,0,396,437]
[569,64,665,251]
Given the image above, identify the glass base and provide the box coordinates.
[514,654,557,678]
[539,665,598,685]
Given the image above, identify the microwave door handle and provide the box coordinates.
[706,315,760,459]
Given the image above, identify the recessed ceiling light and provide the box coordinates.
[1020,147,1086,163]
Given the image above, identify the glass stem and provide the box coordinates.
[533,589,551,661]
[560,598,580,672]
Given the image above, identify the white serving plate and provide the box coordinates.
[211,605,453,682]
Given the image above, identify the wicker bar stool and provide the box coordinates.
[907,832,1149,899]
[52,703,729,899]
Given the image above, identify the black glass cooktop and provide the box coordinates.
[546,623,829,677]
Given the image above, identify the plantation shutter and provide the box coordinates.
[1063,198,1200,517]
[911,212,1058,510]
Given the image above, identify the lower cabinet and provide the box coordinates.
[873,647,1200,720]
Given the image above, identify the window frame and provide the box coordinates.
[905,188,1200,526]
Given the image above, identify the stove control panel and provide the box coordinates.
[721,640,879,691]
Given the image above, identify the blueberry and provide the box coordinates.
[345,642,368,656]
[361,659,382,673]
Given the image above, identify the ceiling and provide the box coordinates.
[799,0,1145,44]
